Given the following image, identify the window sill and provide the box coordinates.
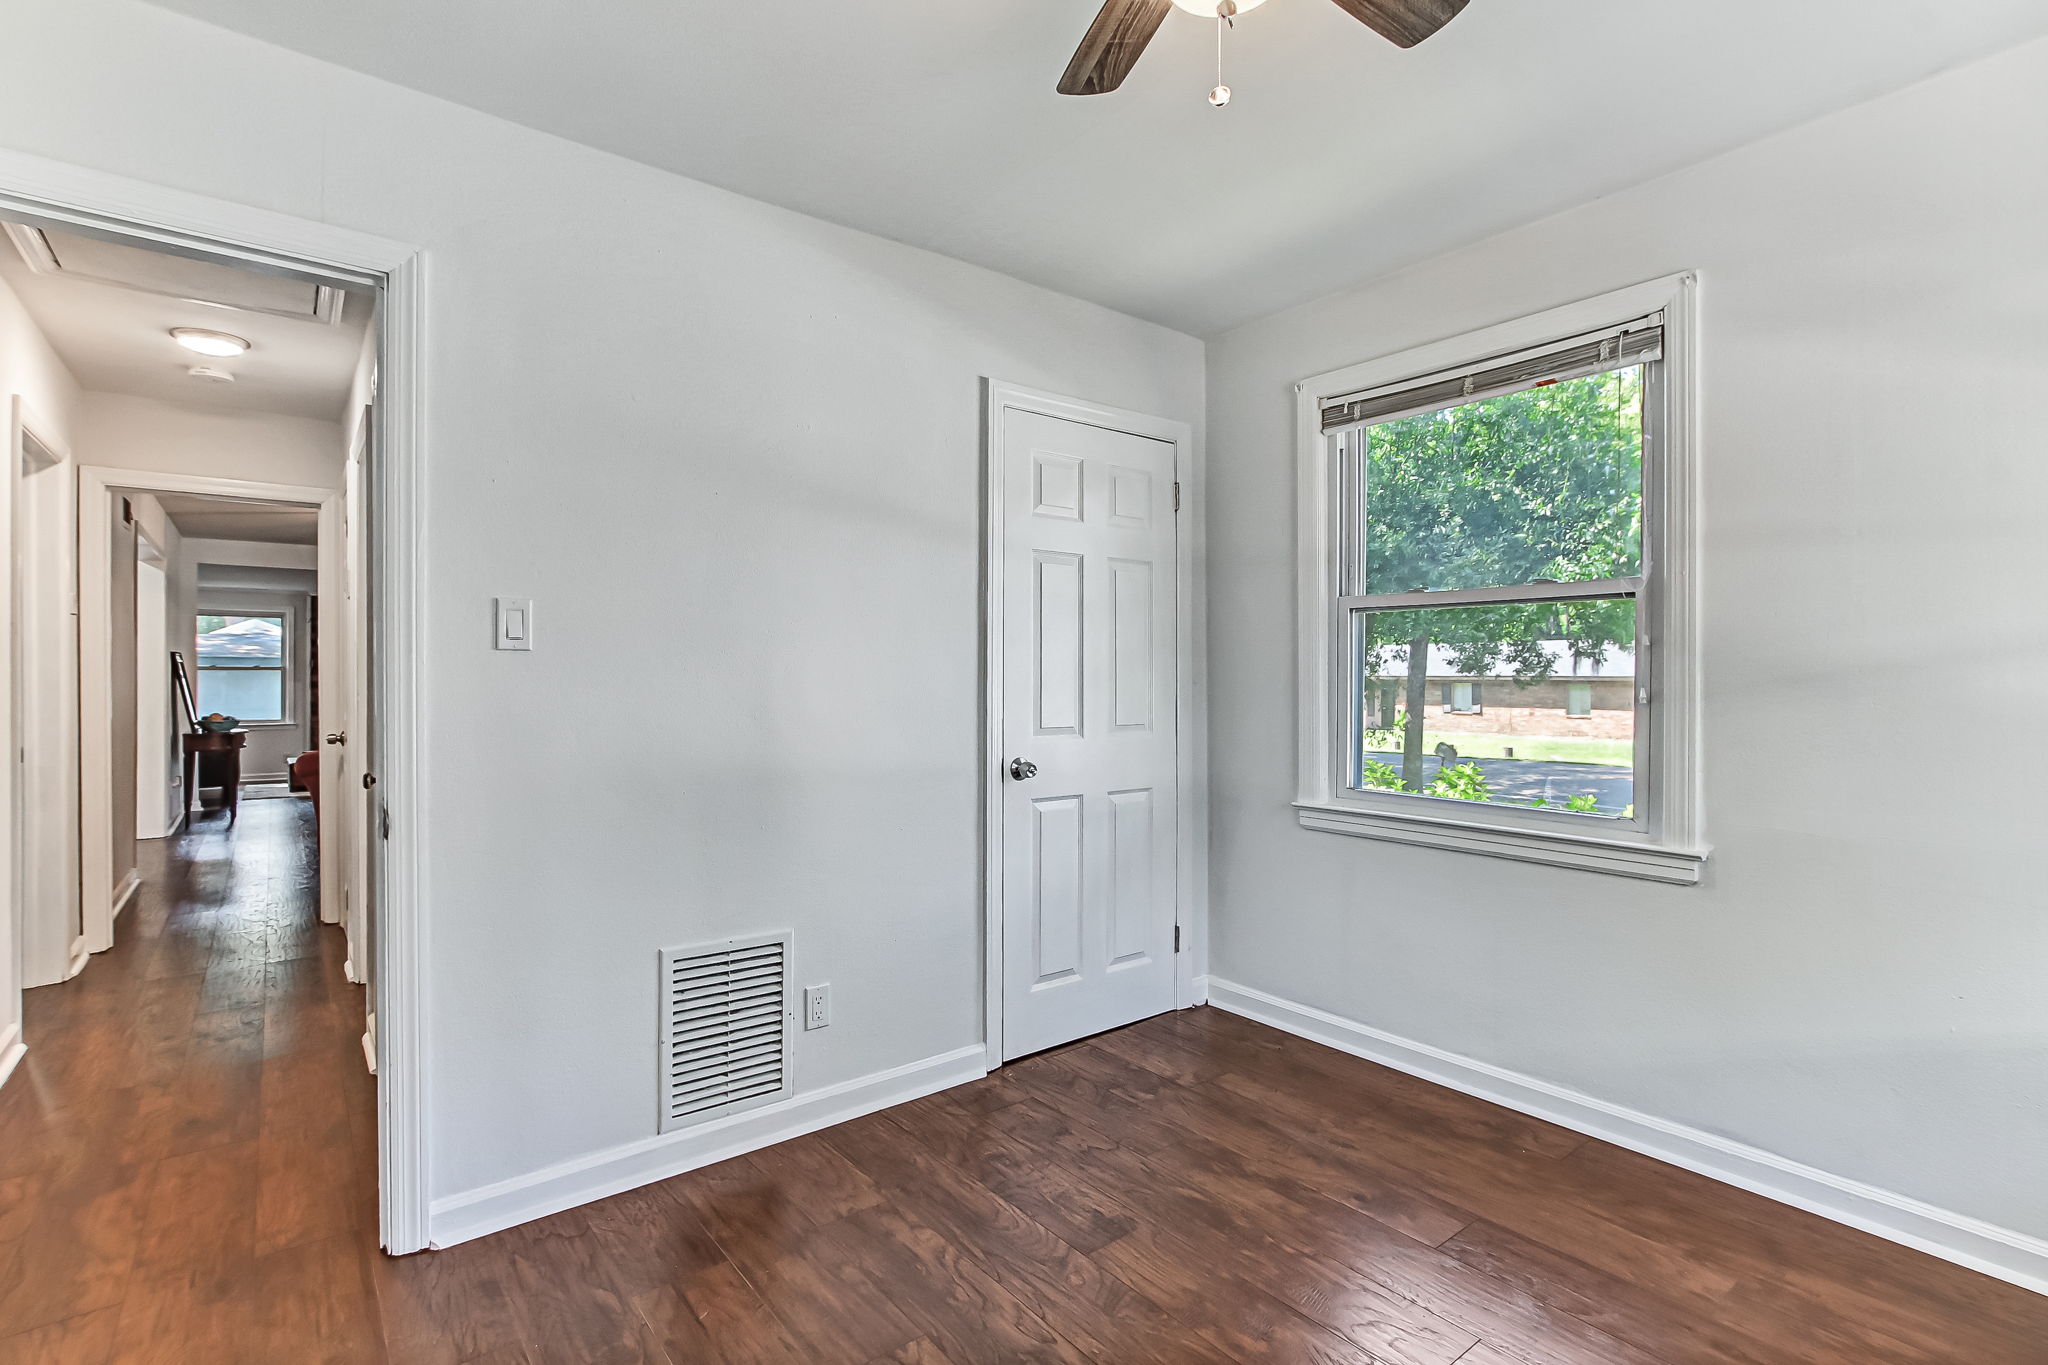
[1294,801,1706,885]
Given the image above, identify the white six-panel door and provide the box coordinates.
[999,407,1179,1060]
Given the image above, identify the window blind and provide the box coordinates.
[1321,316,1663,434]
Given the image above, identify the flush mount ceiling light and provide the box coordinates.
[169,327,250,358]
[1059,0,1469,103]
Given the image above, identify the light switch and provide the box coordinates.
[494,597,534,651]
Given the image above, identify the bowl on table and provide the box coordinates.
[197,715,241,733]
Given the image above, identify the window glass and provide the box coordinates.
[196,613,286,722]
[1358,367,1643,595]
[198,668,284,721]
[1355,600,1635,818]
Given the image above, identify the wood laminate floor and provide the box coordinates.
[3,800,2043,1363]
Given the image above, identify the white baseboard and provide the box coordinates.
[0,1022,24,1092]
[1204,977,2048,1298]
[65,936,90,981]
[110,870,140,923]
[426,1042,989,1249]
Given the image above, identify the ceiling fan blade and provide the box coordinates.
[1058,0,1174,96]
[1326,0,1470,48]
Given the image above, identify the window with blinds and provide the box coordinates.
[1336,315,1657,820]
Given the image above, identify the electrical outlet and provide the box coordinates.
[803,984,831,1030]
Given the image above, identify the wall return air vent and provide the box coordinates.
[658,931,794,1133]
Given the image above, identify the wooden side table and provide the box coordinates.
[183,729,248,823]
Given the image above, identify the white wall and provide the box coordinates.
[1205,34,2048,1247]
[0,0,1204,1204]
[79,391,343,490]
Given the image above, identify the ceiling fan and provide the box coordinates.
[1059,0,1469,104]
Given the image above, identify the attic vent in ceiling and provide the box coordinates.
[658,932,794,1132]
[3,223,345,325]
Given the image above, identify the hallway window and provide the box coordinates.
[196,612,287,721]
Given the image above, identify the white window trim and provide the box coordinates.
[1293,274,1706,885]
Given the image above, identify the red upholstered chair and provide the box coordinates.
[289,750,321,821]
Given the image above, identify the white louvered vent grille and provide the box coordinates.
[658,933,794,1133]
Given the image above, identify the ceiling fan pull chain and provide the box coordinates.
[1210,9,1232,106]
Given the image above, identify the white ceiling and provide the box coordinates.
[144,0,2048,335]
[152,492,320,545]
[0,225,370,419]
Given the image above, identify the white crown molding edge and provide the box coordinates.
[0,146,413,280]
[426,1043,989,1250]
[1202,977,2048,1298]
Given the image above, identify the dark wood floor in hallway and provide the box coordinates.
[5,805,2045,1363]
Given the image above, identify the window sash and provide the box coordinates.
[1337,576,1642,614]
[1331,336,1659,831]
[1340,595,1645,820]
[195,663,288,721]
[195,611,291,722]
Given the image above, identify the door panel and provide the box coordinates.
[1000,408,1177,1060]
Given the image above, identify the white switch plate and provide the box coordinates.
[494,596,534,651]
[803,983,830,1030]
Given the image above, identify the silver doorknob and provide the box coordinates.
[325,732,347,745]
[1009,758,1038,781]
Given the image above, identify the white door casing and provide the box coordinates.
[0,146,426,1252]
[996,404,1180,1061]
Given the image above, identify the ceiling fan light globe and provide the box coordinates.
[1170,0,1268,14]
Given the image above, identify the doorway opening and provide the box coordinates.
[0,178,422,1252]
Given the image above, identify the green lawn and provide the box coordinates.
[1365,732,1632,767]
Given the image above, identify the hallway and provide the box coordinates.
[0,798,380,1360]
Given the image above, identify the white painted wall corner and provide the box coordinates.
[425,1042,988,1249]
[1204,977,2048,1298]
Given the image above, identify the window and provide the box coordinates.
[1297,277,1703,883]
[196,611,287,722]
[1442,681,1482,715]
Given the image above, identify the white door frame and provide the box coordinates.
[0,147,430,1255]
[8,397,81,1001]
[980,379,1207,1072]
[77,467,343,947]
